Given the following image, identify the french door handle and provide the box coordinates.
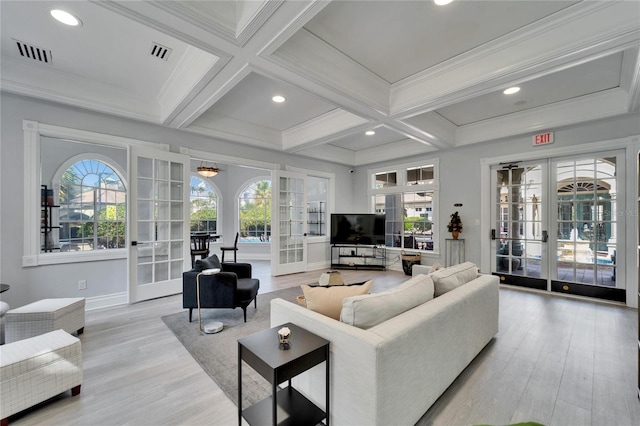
[542,230,548,243]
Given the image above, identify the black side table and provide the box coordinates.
[238,322,330,425]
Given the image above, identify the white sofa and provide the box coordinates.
[270,264,499,426]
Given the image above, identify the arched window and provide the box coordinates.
[239,179,271,242]
[58,158,126,251]
[190,175,218,233]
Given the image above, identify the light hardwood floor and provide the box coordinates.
[8,262,640,426]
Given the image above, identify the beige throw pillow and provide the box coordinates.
[430,262,479,296]
[301,280,373,320]
[340,274,434,329]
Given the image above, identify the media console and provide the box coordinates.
[330,244,386,270]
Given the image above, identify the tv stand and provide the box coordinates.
[331,244,386,270]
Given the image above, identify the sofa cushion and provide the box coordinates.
[340,274,434,329]
[431,262,479,296]
[194,255,222,272]
[301,281,373,320]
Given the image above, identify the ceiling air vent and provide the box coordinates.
[150,42,171,61]
[14,39,52,64]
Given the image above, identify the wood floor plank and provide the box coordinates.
[7,263,639,426]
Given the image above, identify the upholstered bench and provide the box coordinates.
[5,298,85,344]
[0,330,82,425]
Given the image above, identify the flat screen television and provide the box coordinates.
[330,213,385,245]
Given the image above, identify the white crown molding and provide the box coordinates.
[186,113,282,150]
[180,147,279,171]
[270,28,390,114]
[355,139,436,167]
[2,58,159,123]
[621,47,640,113]
[456,88,629,146]
[149,0,236,43]
[399,112,457,148]
[282,109,370,151]
[295,143,356,166]
[258,0,331,57]
[235,1,284,46]
[157,47,222,125]
[167,61,253,129]
[390,1,640,117]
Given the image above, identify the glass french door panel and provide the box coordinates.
[553,155,619,289]
[131,148,188,302]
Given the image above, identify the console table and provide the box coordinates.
[445,238,465,267]
[238,322,330,425]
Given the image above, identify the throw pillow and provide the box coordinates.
[301,280,373,320]
[430,262,479,296]
[428,262,443,274]
[341,274,434,329]
[194,255,222,272]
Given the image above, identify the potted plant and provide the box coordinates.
[447,211,463,239]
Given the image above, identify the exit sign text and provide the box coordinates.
[533,132,554,146]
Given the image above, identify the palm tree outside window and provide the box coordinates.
[58,159,126,251]
[189,176,218,234]
[239,179,271,242]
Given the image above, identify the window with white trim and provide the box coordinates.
[370,161,439,252]
[239,179,271,242]
[57,159,127,251]
[189,175,218,234]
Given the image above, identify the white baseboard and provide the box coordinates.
[85,292,128,311]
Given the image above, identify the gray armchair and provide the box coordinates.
[182,254,259,322]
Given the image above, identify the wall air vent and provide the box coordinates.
[14,39,52,64]
[150,42,172,61]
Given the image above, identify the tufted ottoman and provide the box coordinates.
[5,298,85,344]
[0,330,82,425]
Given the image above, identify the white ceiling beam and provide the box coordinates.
[295,143,356,166]
[621,47,640,113]
[354,139,436,167]
[282,109,370,151]
[455,88,629,146]
[186,113,282,150]
[390,1,640,118]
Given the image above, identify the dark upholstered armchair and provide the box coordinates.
[182,254,260,322]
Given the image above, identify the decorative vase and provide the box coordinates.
[451,230,459,239]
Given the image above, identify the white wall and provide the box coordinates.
[0,92,355,308]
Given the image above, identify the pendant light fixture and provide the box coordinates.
[197,162,219,177]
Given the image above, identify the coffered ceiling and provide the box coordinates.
[1,1,639,166]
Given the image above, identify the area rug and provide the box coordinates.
[161,286,303,408]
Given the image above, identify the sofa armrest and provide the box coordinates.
[270,298,384,425]
[221,262,252,279]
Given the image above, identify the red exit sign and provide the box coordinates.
[533,132,554,146]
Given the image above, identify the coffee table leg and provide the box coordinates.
[272,371,277,425]
[326,344,330,426]
[238,343,242,425]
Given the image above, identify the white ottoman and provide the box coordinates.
[0,330,82,425]
[5,298,85,344]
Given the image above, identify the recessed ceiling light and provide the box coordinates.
[434,0,454,5]
[272,95,286,103]
[503,87,521,95]
[50,9,82,26]
[365,130,376,136]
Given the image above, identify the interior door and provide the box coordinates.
[271,170,307,276]
[129,147,189,303]
[491,162,549,290]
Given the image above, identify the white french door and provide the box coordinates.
[129,147,189,302]
[271,170,307,276]
[489,152,626,302]
[491,161,549,289]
